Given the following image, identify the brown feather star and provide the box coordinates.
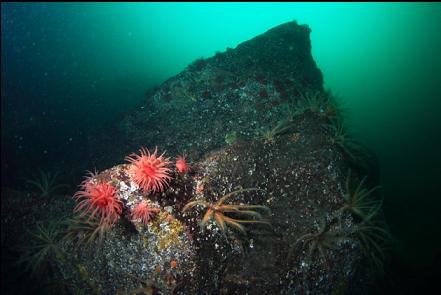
[182,188,271,234]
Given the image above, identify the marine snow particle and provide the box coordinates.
[126,147,172,193]
[73,181,122,227]
[175,155,190,173]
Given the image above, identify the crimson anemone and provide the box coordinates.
[176,155,190,173]
[130,200,160,225]
[73,181,122,227]
[126,147,172,193]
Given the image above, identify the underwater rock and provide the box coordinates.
[59,211,196,294]
[56,113,376,294]
[2,20,388,294]
[87,20,324,169]
[176,115,368,294]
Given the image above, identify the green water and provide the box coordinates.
[2,2,441,293]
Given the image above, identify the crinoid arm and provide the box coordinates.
[199,208,214,229]
[225,204,272,213]
[349,221,391,272]
[62,215,111,247]
[295,233,315,245]
[214,212,226,232]
[215,188,263,206]
[233,218,272,226]
[184,188,272,235]
[340,170,383,223]
[182,200,210,212]
[25,170,67,198]
[220,207,264,219]
[18,221,65,275]
[221,216,247,234]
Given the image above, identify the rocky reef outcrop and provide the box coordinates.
[87,20,323,169]
[2,20,388,295]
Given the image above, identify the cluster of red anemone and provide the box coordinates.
[73,181,122,228]
[73,147,190,228]
[175,155,190,173]
[125,147,173,193]
[130,200,160,225]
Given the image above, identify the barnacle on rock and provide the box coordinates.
[149,212,186,250]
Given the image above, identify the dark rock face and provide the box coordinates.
[2,21,387,295]
[181,126,358,294]
[88,20,323,170]
[223,21,323,89]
